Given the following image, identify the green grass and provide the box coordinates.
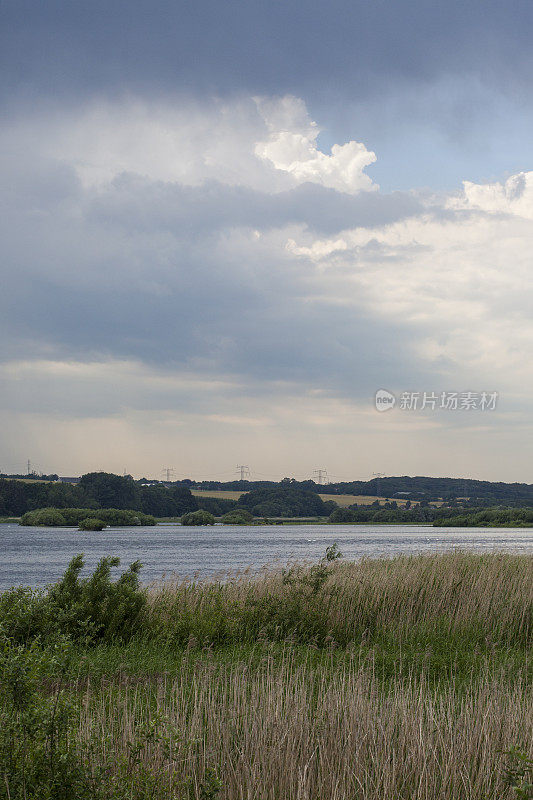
[1,551,532,799]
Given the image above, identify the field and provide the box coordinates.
[191,489,245,500]
[1,551,531,799]
[191,489,417,506]
[3,476,53,483]
[319,492,418,507]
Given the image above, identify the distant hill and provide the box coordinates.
[181,475,533,506]
[4,472,533,516]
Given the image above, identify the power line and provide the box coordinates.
[161,467,176,482]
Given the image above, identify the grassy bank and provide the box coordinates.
[1,552,532,799]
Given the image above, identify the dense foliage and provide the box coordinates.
[177,475,533,505]
[181,510,216,525]
[79,518,106,531]
[220,510,254,524]
[4,551,531,652]
[0,555,146,645]
[238,486,330,517]
[0,473,198,517]
[20,508,156,527]
[434,507,533,527]
[6,470,533,519]
[193,495,239,515]
[329,505,466,524]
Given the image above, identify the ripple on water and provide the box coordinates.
[0,523,532,589]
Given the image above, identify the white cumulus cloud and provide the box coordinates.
[449,171,533,218]
[254,96,377,194]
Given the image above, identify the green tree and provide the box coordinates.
[239,487,329,517]
[181,510,215,526]
[78,472,141,509]
[78,518,106,531]
[221,510,253,524]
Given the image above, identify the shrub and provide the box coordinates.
[0,555,147,645]
[329,507,357,523]
[78,518,106,531]
[502,747,533,798]
[20,508,66,526]
[96,508,155,526]
[0,586,54,643]
[0,636,95,800]
[19,507,156,527]
[48,554,146,642]
[181,510,215,526]
[0,634,223,799]
[221,510,253,524]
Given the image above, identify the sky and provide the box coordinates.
[1,0,533,482]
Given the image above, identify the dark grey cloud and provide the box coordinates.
[0,148,428,402]
[1,95,530,436]
[2,0,532,104]
[88,177,422,237]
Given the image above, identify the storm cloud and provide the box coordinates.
[2,4,533,480]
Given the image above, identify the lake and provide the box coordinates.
[1,522,533,590]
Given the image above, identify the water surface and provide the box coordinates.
[1,522,532,590]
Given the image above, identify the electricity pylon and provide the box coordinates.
[236,465,251,481]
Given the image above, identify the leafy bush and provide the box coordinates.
[221,510,253,524]
[0,586,55,643]
[97,508,156,526]
[0,636,95,800]
[502,747,533,798]
[0,635,210,800]
[79,518,106,531]
[181,510,215,526]
[48,555,146,642]
[20,507,156,527]
[329,507,358,523]
[435,507,533,527]
[0,555,146,645]
[20,508,66,526]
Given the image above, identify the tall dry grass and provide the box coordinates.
[70,551,529,798]
[2,552,531,799]
[79,650,532,800]
[147,552,533,647]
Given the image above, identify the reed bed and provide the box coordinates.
[78,651,532,800]
[2,552,532,799]
[147,551,533,648]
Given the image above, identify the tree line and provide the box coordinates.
[0,473,198,517]
[171,475,533,504]
[0,474,334,518]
